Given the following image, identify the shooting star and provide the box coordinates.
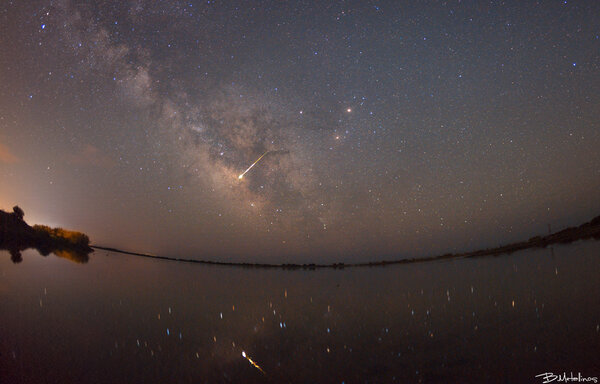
[238,150,269,180]
[242,351,266,375]
[238,149,289,180]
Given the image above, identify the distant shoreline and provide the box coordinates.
[1,206,93,263]
[93,214,600,269]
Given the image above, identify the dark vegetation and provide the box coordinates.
[94,214,600,269]
[0,206,93,264]
[3,203,598,268]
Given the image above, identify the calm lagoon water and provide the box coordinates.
[1,241,599,383]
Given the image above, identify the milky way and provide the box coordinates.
[0,1,598,262]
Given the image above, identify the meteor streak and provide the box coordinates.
[242,351,266,375]
[238,150,289,179]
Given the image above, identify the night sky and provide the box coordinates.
[0,1,598,263]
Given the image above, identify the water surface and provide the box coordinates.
[1,241,599,383]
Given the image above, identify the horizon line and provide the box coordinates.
[91,213,600,270]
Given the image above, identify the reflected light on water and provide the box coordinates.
[1,241,600,382]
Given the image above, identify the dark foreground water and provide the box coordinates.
[1,242,599,383]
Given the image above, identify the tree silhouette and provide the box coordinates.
[1,206,93,264]
[9,249,22,263]
[12,206,24,221]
